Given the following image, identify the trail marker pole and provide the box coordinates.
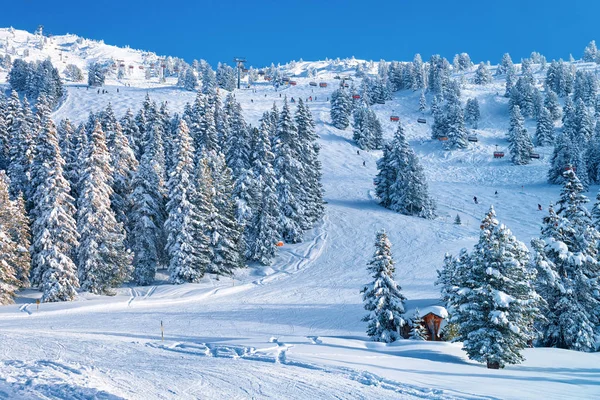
[160,320,164,342]
[36,299,40,311]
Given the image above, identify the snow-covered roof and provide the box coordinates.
[406,305,448,319]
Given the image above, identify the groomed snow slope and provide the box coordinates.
[1,61,599,399]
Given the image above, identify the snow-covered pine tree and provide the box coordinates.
[166,120,210,283]
[454,214,462,225]
[544,89,562,121]
[273,99,304,243]
[583,40,598,62]
[330,88,351,129]
[532,171,600,352]
[464,98,480,128]
[419,91,426,112]
[352,103,370,149]
[586,120,600,184]
[295,98,324,227]
[473,62,492,85]
[122,108,143,160]
[361,230,406,343]
[0,171,30,299]
[409,309,428,340]
[77,121,132,295]
[247,123,280,265]
[108,122,138,242]
[443,100,469,150]
[452,206,541,369]
[534,106,555,146]
[204,151,244,277]
[129,123,168,285]
[7,92,34,201]
[30,119,79,302]
[508,106,534,165]
[374,123,436,218]
[0,172,31,289]
[548,133,577,185]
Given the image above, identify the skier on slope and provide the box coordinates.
[473,196,478,204]
[538,204,542,211]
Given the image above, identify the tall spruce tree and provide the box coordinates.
[273,99,304,243]
[532,171,600,352]
[508,106,534,165]
[30,119,79,302]
[204,151,244,277]
[374,123,436,218]
[534,106,555,146]
[330,88,352,129]
[77,122,132,295]
[247,123,280,265]
[361,230,406,343]
[451,207,541,369]
[166,120,210,283]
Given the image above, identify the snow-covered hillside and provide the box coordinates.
[0,29,599,399]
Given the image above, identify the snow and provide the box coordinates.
[0,28,599,399]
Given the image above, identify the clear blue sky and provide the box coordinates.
[0,0,595,68]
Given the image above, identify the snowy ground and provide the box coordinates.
[1,66,600,399]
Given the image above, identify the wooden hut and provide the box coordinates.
[403,306,448,341]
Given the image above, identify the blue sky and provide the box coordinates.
[0,1,595,67]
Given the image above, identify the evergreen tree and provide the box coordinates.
[534,106,555,146]
[444,101,469,150]
[532,171,600,352]
[122,108,143,160]
[583,40,598,62]
[166,120,210,283]
[544,88,562,121]
[0,171,30,298]
[247,123,280,265]
[451,207,541,369]
[374,123,436,218]
[30,119,79,302]
[361,230,406,343]
[295,98,324,227]
[129,127,167,285]
[330,88,352,129]
[88,63,105,87]
[409,309,428,340]
[77,122,132,295]
[454,214,462,225]
[204,151,244,277]
[586,120,600,184]
[473,62,492,85]
[419,91,426,112]
[273,99,304,243]
[464,98,480,128]
[109,122,138,242]
[508,106,534,165]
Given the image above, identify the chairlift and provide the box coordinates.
[289,81,297,86]
[530,153,540,159]
[439,136,449,141]
[309,81,317,86]
[493,151,505,158]
[352,94,361,100]
[390,116,400,122]
[417,118,427,124]
[319,82,328,87]
[468,135,478,142]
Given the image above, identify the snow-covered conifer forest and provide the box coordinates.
[0,27,599,399]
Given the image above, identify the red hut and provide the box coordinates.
[319,82,328,88]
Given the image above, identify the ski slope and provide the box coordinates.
[1,52,600,399]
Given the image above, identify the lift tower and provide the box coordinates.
[233,57,247,89]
